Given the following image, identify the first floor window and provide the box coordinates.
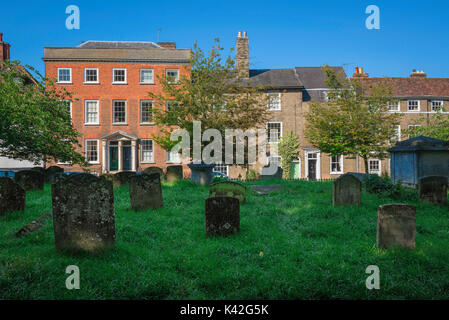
[113,68,126,83]
[113,100,127,124]
[85,100,99,124]
[368,159,381,175]
[167,150,181,163]
[140,69,154,84]
[61,100,72,120]
[267,122,282,143]
[140,100,154,123]
[85,140,99,163]
[267,92,281,110]
[407,100,419,111]
[166,69,179,84]
[57,68,71,83]
[393,125,401,142]
[214,163,229,176]
[330,155,343,174]
[141,139,154,163]
[388,101,400,112]
[85,68,99,83]
[431,100,443,111]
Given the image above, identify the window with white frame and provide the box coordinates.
[167,150,181,163]
[393,125,401,142]
[166,69,179,84]
[85,139,99,163]
[267,122,282,143]
[57,68,72,83]
[408,124,422,129]
[112,68,126,84]
[267,155,282,168]
[84,68,99,83]
[407,100,420,111]
[140,69,154,84]
[140,100,154,124]
[330,155,343,174]
[368,159,381,175]
[61,100,72,120]
[166,100,179,111]
[431,100,443,112]
[113,100,127,124]
[267,92,281,110]
[85,100,99,124]
[388,101,400,112]
[214,163,229,176]
[140,139,154,163]
[57,139,71,164]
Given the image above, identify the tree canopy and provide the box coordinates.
[0,60,86,165]
[305,65,402,173]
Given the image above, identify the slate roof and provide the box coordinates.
[388,136,449,152]
[294,66,346,101]
[78,41,162,49]
[355,77,449,99]
[246,69,303,89]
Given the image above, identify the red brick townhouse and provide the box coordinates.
[43,41,190,174]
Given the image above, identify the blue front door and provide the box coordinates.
[123,146,132,171]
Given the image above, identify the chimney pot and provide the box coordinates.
[0,33,3,42]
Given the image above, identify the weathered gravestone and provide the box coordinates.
[16,211,52,238]
[205,196,240,237]
[333,173,362,206]
[113,172,137,187]
[418,176,448,206]
[209,181,246,204]
[166,165,183,182]
[129,173,163,210]
[52,173,115,252]
[376,204,416,249]
[0,177,25,216]
[45,166,64,183]
[14,170,44,191]
[143,167,165,180]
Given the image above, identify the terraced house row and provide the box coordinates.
[39,32,449,179]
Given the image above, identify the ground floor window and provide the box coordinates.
[368,159,381,175]
[167,150,181,163]
[330,155,343,174]
[267,122,282,143]
[85,139,99,164]
[214,163,229,176]
[140,139,154,163]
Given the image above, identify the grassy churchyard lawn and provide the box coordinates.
[1,178,449,300]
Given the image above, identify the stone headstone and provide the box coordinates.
[113,171,137,187]
[45,166,64,183]
[143,167,165,180]
[209,181,246,204]
[0,177,26,216]
[418,176,448,206]
[376,204,416,249]
[16,211,52,238]
[333,173,362,206]
[250,185,283,195]
[14,170,44,191]
[166,165,183,182]
[205,196,240,237]
[129,173,163,210]
[52,173,115,252]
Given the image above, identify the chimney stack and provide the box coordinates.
[236,30,249,78]
[0,32,11,62]
[410,69,427,78]
[352,66,369,78]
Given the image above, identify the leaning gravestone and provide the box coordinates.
[52,173,115,252]
[166,165,183,182]
[376,204,416,249]
[209,181,246,204]
[113,172,137,187]
[418,176,448,206]
[143,167,165,180]
[205,196,240,237]
[129,173,163,210]
[14,170,44,191]
[333,173,362,206]
[0,177,26,216]
[45,166,64,183]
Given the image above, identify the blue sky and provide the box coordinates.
[2,0,449,77]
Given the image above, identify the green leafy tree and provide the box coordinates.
[278,131,300,179]
[305,65,402,173]
[403,109,449,140]
[0,60,86,165]
[149,39,270,174]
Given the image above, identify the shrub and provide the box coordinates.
[363,174,416,201]
[247,169,259,180]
